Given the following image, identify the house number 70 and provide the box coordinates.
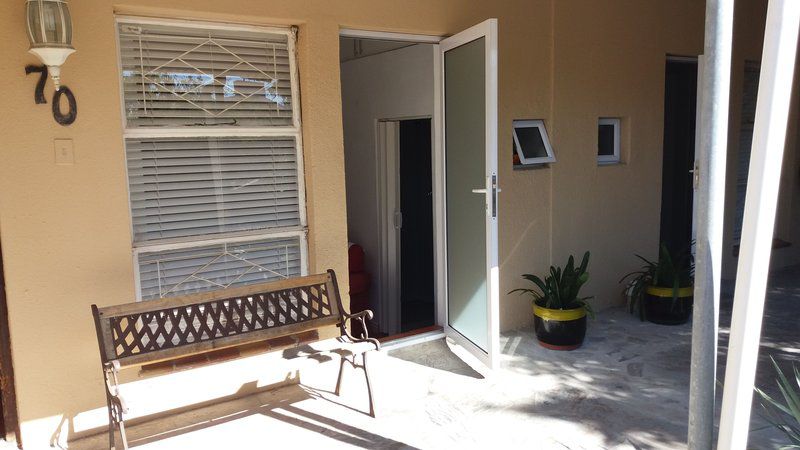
[25,64,78,126]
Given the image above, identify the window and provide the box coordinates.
[597,118,621,164]
[512,119,555,166]
[117,18,307,301]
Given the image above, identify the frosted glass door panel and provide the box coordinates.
[445,37,488,351]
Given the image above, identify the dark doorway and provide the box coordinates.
[399,119,435,332]
[660,59,698,256]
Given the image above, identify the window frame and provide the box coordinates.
[115,16,309,301]
[597,117,622,165]
[512,119,556,165]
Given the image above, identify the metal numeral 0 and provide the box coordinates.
[52,87,77,126]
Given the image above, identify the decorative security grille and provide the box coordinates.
[137,237,302,300]
[118,22,293,128]
[109,282,332,359]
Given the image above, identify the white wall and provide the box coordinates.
[341,43,435,325]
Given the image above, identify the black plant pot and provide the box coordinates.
[533,304,587,350]
[644,285,693,325]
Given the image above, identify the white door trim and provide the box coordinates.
[432,43,446,330]
[340,28,444,44]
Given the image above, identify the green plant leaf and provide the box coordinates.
[579,251,590,274]
[514,252,591,311]
[522,274,548,294]
[754,357,800,446]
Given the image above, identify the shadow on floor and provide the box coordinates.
[87,382,416,450]
[387,339,484,379]
[494,264,800,449]
[262,404,416,449]
[718,264,800,446]
[504,321,692,449]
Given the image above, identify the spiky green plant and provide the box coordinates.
[619,243,694,320]
[755,357,800,448]
[508,251,594,317]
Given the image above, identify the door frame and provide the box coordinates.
[338,28,448,338]
[663,54,701,255]
[376,117,436,335]
[340,24,501,369]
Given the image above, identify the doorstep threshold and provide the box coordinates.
[379,325,445,351]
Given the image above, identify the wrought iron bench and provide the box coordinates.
[91,269,379,450]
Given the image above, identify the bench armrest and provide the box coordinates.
[341,310,380,351]
[103,362,129,416]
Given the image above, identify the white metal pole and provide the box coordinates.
[717,1,800,448]
[688,0,733,448]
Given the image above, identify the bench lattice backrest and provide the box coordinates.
[92,271,343,367]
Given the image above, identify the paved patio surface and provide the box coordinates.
[68,266,799,449]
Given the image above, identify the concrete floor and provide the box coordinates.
[68,266,799,449]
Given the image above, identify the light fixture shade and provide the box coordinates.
[26,0,75,89]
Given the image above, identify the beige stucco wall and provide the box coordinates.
[0,0,783,447]
[0,0,555,446]
[549,1,705,310]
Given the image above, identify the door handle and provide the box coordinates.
[491,174,499,219]
[472,176,501,218]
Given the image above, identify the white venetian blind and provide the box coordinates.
[126,136,301,242]
[118,22,293,128]
[118,18,307,301]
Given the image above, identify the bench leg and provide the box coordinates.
[104,366,129,450]
[107,398,129,450]
[362,352,376,418]
[335,355,347,396]
[118,419,129,450]
[107,404,116,450]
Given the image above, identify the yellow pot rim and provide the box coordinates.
[533,304,586,321]
[645,285,694,298]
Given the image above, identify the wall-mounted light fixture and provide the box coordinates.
[24,0,77,126]
[26,0,75,91]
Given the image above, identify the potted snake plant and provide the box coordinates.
[509,251,594,350]
[620,243,694,325]
[755,357,800,447]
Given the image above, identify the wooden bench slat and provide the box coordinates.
[97,273,332,318]
[92,272,343,367]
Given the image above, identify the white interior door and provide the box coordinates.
[440,19,500,369]
[377,121,402,335]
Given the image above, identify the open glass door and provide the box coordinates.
[441,19,499,369]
